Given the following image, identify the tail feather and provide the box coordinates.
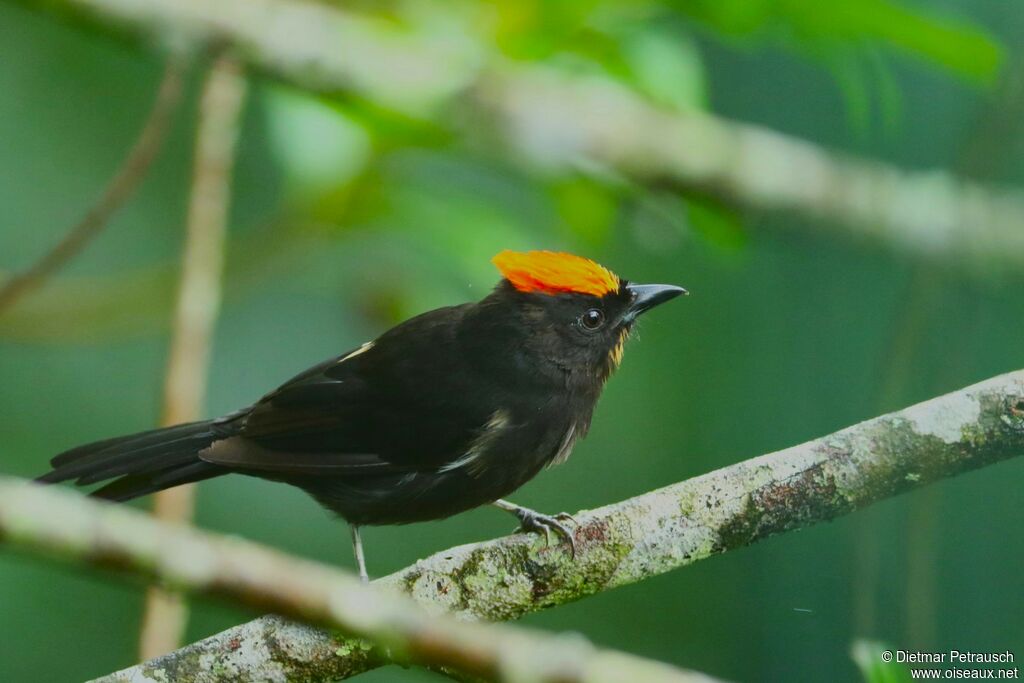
[72,431,216,485]
[49,422,206,469]
[38,421,227,502]
[91,462,222,502]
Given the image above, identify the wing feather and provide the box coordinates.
[199,305,493,477]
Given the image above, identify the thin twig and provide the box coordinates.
[0,55,186,313]
[0,479,723,683]
[100,369,1024,682]
[139,54,248,660]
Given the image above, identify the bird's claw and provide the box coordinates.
[513,507,577,558]
[554,511,578,525]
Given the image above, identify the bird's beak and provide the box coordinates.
[623,283,687,322]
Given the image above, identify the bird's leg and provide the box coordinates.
[350,524,369,583]
[493,499,577,558]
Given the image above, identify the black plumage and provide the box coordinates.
[38,252,684,579]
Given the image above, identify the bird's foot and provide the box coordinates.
[513,506,578,558]
[493,499,578,557]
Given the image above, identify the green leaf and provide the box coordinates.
[670,0,1004,85]
[817,0,1004,85]
[863,45,904,138]
[823,51,873,137]
[851,640,914,683]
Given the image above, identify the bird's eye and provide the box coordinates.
[580,308,605,330]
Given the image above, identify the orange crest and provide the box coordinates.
[492,250,621,297]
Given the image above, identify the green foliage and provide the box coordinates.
[620,28,707,110]
[552,176,621,245]
[851,641,913,683]
[264,87,372,205]
[672,0,1002,84]
[686,197,747,253]
[257,0,1003,263]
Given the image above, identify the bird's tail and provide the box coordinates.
[37,421,226,502]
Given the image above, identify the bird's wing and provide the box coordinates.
[237,345,373,440]
[200,344,405,475]
[201,306,495,476]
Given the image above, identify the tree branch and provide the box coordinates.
[0,53,186,313]
[0,481,723,683]
[12,0,1024,270]
[92,369,1024,681]
[140,53,248,660]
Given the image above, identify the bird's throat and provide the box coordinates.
[603,326,631,378]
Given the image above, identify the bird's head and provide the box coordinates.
[487,250,686,381]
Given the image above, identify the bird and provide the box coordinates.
[38,250,685,581]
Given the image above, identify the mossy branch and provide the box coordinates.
[10,0,1024,271]
[81,369,1024,681]
[0,477,725,683]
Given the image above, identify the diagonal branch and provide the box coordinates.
[0,478,723,683]
[0,54,186,314]
[88,369,1024,681]
[11,0,1024,270]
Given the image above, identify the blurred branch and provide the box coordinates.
[11,0,1024,270]
[0,54,185,314]
[103,370,1024,681]
[140,54,248,660]
[0,483,722,683]
[477,71,1024,269]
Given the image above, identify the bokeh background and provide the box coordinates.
[2,0,1023,681]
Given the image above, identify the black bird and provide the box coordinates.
[39,250,685,580]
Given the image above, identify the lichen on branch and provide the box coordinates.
[0,482,720,683]
[97,370,1024,682]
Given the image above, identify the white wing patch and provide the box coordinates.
[549,422,578,467]
[439,409,510,476]
[338,341,374,364]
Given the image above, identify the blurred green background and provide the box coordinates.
[2,0,1023,681]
